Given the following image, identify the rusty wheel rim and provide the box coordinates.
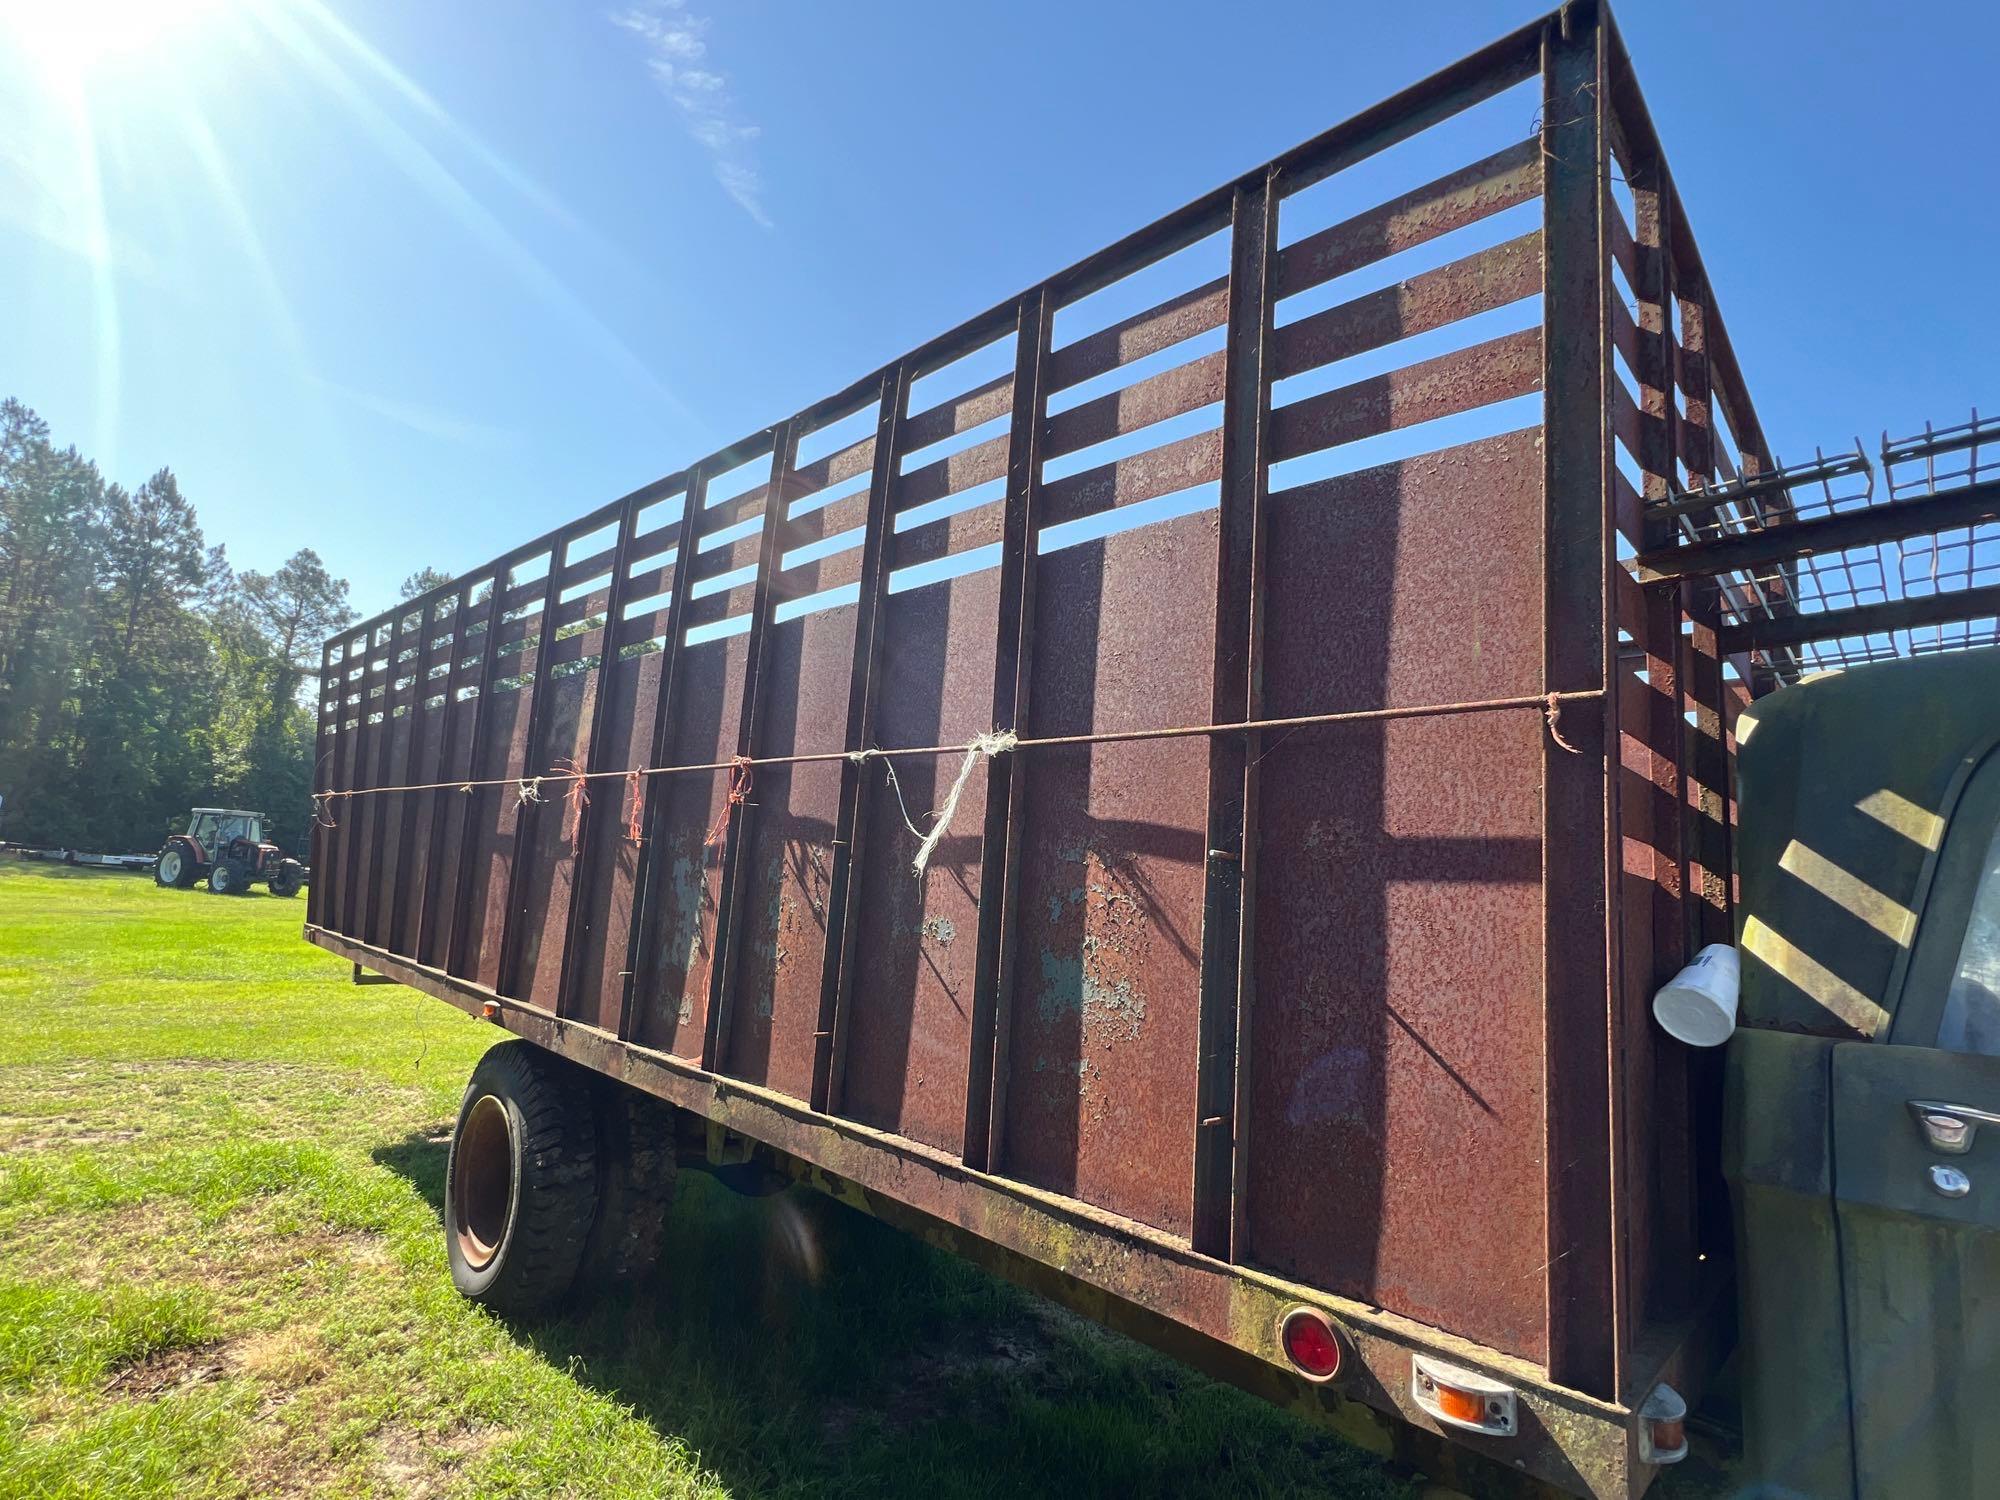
[451,1094,512,1271]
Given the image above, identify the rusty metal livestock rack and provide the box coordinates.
[306,6,1782,1494]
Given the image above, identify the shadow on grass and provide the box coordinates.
[374,1132,1407,1500]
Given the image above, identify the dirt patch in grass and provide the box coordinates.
[374,1421,515,1497]
[103,1339,229,1398]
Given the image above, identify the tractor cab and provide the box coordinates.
[156,806,303,898]
[190,809,262,851]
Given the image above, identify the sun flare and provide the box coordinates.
[0,0,233,76]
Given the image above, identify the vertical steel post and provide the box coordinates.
[447,573,506,980]
[553,495,643,1020]
[816,367,908,1114]
[363,605,424,948]
[1628,139,1701,1320]
[618,470,709,1041]
[307,640,339,932]
[416,585,473,967]
[963,291,1053,1173]
[705,425,798,1066]
[1196,171,1275,1261]
[495,547,568,996]
[1538,0,1622,1399]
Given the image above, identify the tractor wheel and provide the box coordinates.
[155,847,196,888]
[268,862,302,898]
[445,1041,598,1316]
[208,862,242,895]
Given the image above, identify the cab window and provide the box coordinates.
[1937,818,2000,1056]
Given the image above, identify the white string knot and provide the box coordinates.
[517,776,544,806]
[902,730,1016,880]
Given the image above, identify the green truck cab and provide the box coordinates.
[1728,645,2000,1496]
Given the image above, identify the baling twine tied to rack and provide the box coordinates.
[305,687,1602,872]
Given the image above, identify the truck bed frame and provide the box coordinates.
[307,6,1782,1493]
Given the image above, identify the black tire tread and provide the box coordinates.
[449,1040,599,1316]
[576,1079,679,1287]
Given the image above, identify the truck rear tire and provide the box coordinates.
[445,1040,598,1316]
[577,1079,679,1286]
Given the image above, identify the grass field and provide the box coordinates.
[0,861,1425,1499]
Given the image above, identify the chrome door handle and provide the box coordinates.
[1908,1100,2000,1155]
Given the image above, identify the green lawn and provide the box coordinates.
[0,861,1417,1499]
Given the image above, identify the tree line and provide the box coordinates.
[0,397,363,856]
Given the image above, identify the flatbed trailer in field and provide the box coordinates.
[304,5,2000,1495]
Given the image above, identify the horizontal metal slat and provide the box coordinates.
[1273,138,1541,301]
[1266,326,1543,463]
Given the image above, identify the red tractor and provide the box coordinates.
[154,808,305,897]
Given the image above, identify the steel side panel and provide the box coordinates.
[392,701,449,958]
[839,569,1003,1154]
[1245,430,1549,1364]
[999,515,1215,1238]
[423,694,480,970]
[464,679,534,988]
[571,649,664,1031]
[508,668,598,1007]
[631,634,748,1059]
[723,605,857,1100]
[366,710,412,946]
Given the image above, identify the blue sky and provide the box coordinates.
[2,0,1994,616]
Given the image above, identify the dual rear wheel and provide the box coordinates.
[444,1040,679,1315]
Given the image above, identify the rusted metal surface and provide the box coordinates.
[1000,516,1215,1237]
[1539,6,1620,1396]
[306,925,1665,1500]
[1194,174,1272,1262]
[307,5,1784,1467]
[1247,431,1550,1364]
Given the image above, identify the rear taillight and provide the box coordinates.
[1277,1308,1343,1381]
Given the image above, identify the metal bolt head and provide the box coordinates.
[1930,1164,1972,1199]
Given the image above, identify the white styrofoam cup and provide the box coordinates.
[1652,943,1740,1047]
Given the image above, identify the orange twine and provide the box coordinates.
[704,755,753,852]
[622,769,645,845]
[551,756,590,844]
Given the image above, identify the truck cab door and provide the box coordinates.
[1830,746,2000,1498]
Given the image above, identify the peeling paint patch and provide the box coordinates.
[920,915,957,946]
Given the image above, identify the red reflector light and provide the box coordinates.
[1279,1309,1342,1381]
